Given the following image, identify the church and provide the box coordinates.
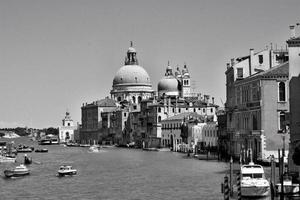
[79,43,218,147]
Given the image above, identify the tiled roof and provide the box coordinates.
[260,62,289,78]
[162,112,203,122]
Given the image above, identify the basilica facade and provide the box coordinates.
[80,43,218,148]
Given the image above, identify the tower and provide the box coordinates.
[181,63,191,97]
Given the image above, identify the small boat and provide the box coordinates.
[57,165,77,176]
[0,155,16,163]
[240,162,270,197]
[39,139,51,145]
[276,174,300,195]
[88,145,100,153]
[35,149,48,153]
[80,144,90,147]
[4,164,30,178]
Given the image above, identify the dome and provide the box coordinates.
[128,47,136,53]
[157,76,179,93]
[113,65,151,86]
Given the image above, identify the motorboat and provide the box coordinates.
[35,148,48,153]
[39,139,52,145]
[276,174,300,195]
[88,145,100,153]
[57,165,77,176]
[16,145,33,153]
[240,162,270,197]
[4,164,30,178]
[0,155,16,163]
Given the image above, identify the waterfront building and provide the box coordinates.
[287,25,300,174]
[161,112,203,151]
[225,46,290,161]
[80,97,116,144]
[58,111,77,143]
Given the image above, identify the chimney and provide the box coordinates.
[290,25,296,38]
[231,58,235,67]
[226,63,230,69]
[249,48,254,76]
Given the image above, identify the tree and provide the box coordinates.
[45,127,59,135]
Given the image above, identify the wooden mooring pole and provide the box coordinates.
[230,157,233,196]
[223,175,229,200]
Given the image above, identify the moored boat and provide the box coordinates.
[4,164,30,178]
[57,165,77,176]
[35,148,48,153]
[240,162,270,197]
[88,145,100,153]
[0,155,16,163]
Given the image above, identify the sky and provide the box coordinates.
[0,0,299,129]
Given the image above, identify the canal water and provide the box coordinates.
[0,137,228,200]
[0,137,293,200]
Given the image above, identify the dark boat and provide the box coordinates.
[4,164,30,178]
[35,149,48,153]
[57,165,77,176]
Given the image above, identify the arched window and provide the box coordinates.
[158,107,161,113]
[279,82,286,101]
[158,116,161,122]
[279,112,286,131]
[138,96,142,103]
[132,96,136,104]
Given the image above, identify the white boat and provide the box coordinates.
[276,174,300,195]
[57,165,77,176]
[0,155,16,163]
[4,164,30,178]
[240,162,270,197]
[88,145,100,153]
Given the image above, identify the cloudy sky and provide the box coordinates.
[1,0,299,128]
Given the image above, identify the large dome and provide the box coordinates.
[113,65,151,87]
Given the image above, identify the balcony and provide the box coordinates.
[251,130,263,136]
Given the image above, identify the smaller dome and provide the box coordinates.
[158,76,179,93]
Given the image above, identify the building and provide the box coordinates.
[287,25,300,175]
[225,45,290,161]
[80,97,116,144]
[58,111,77,143]
[80,43,219,147]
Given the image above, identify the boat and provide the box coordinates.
[88,145,100,153]
[0,155,16,163]
[80,144,91,147]
[39,139,52,145]
[4,164,30,178]
[17,147,33,153]
[276,174,300,195]
[57,165,77,176]
[240,162,270,197]
[35,148,48,153]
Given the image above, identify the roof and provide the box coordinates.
[162,112,203,122]
[83,98,117,108]
[260,62,288,78]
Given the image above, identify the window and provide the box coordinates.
[158,107,161,113]
[194,108,196,112]
[237,68,243,78]
[258,55,263,64]
[117,97,121,101]
[179,108,181,113]
[158,116,161,123]
[68,123,70,126]
[138,96,142,103]
[132,96,136,104]
[279,112,286,131]
[211,108,213,113]
[279,82,286,101]
[124,113,127,117]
